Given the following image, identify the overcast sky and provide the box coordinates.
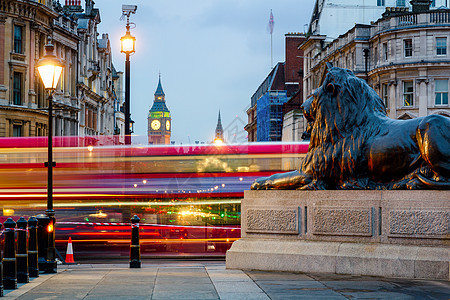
[93,0,315,144]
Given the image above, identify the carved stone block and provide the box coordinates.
[313,208,372,236]
[246,208,298,234]
[389,210,450,237]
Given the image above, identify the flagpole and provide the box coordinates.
[271,30,273,69]
[268,9,274,69]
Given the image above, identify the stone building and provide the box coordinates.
[301,1,450,120]
[0,0,121,140]
[0,0,79,137]
[112,65,124,141]
[281,91,306,142]
[245,33,305,142]
[53,2,80,137]
[309,0,449,41]
[65,0,119,138]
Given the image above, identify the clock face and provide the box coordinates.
[151,120,161,130]
[166,120,171,131]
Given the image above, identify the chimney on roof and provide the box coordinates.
[65,0,81,5]
[410,0,432,12]
[64,0,83,12]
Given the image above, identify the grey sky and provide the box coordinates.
[94,0,315,144]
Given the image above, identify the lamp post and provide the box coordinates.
[120,14,136,145]
[36,40,63,273]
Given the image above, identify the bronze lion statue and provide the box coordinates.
[252,64,450,190]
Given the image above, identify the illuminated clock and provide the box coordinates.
[151,120,161,130]
[166,120,171,131]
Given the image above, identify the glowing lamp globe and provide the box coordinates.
[37,44,63,90]
[120,31,136,54]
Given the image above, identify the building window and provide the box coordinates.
[13,72,22,105]
[13,25,23,54]
[383,43,388,61]
[60,69,64,92]
[403,81,413,106]
[377,0,385,6]
[382,83,389,107]
[435,79,448,105]
[431,0,436,7]
[404,39,412,57]
[374,46,378,66]
[13,124,22,137]
[436,37,447,56]
[397,0,406,6]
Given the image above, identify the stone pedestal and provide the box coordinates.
[226,190,449,280]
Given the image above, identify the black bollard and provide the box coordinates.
[28,216,39,277]
[46,212,57,273]
[36,214,55,273]
[129,215,141,268]
[3,218,17,289]
[16,217,29,283]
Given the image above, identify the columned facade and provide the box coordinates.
[0,0,121,141]
[301,7,450,120]
[0,0,73,138]
[67,0,119,139]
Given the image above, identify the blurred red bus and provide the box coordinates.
[0,137,308,257]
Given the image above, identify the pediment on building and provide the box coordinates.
[397,111,417,120]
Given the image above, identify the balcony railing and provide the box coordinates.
[372,10,450,35]
[430,10,450,23]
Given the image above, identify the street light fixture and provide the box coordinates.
[36,40,63,273]
[120,5,137,145]
[120,30,135,54]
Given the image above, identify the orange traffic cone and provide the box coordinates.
[65,237,76,264]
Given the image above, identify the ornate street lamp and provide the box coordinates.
[36,40,63,273]
[120,30,135,54]
[120,5,137,145]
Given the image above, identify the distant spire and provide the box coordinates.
[154,73,165,97]
[215,110,224,141]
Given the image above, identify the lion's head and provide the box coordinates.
[300,65,388,186]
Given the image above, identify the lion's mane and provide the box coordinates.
[301,67,388,188]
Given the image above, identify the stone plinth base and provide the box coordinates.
[226,190,450,280]
[226,239,449,280]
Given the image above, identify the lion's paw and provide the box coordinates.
[297,180,326,190]
[251,177,274,190]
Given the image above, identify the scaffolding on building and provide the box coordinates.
[257,90,288,141]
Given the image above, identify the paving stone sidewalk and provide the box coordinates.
[3,261,449,299]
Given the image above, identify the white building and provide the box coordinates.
[309,0,449,40]
[301,2,450,121]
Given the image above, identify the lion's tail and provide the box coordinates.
[415,173,450,189]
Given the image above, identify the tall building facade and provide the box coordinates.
[301,1,450,120]
[65,0,120,139]
[0,0,122,141]
[148,76,171,144]
[245,33,305,142]
[0,0,79,137]
[309,0,449,41]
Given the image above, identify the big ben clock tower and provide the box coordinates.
[148,75,171,144]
